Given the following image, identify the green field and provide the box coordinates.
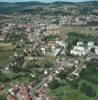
[0,50,14,67]
[0,44,15,67]
[60,26,98,37]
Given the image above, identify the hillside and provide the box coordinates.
[0,1,97,15]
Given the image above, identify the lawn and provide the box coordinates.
[0,43,16,67]
[60,26,98,38]
[0,50,14,67]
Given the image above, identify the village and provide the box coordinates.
[0,9,98,100]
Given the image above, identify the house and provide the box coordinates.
[77,41,84,46]
[47,30,59,35]
[0,85,4,91]
[95,46,98,55]
[88,41,94,47]
[0,37,4,42]
[41,47,46,54]
[44,70,48,75]
[73,46,85,51]
[51,45,55,51]
[56,41,65,48]
[7,85,32,100]
[7,95,16,100]
[87,41,95,50]
[47,41,55,46]
[53,48,61,57]
[72,71,80,77]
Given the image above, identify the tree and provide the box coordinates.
[48,79,60,89]
[69,80,78,89]
[15,55,24,65]
[0,71,11,83]
[0,94,6,100]
[11,65,22,73]
[57,70,67,79]
[80,82,96,97]
[43,60,53,68]
[91,48,95,53]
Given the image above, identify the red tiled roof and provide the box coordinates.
[7,95,16,100]
[22,94,31,100]
[48,41,55,46]
[0,85,4,91]
[19,86,29,95]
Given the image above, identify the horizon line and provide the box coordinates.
[0,0,97,3]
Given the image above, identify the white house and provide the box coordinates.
[41,47,46,54]
[74,46,85,51]
[88,41,94,47]
[88,41,95,50]
[51,45,55,51]
[53,48,61,57]
[95,46,98,55]
[0,37,4,42]
[56,41,65,48]
[44,70,48,75]
[77,41,84,46]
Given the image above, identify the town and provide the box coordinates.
[0,1,98,100]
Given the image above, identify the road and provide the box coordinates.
[30,62,65,99]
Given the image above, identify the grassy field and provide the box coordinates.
[0,50,14,67]
[60,26,98,37]
[0,44,15,67]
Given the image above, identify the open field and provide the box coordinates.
[0,44,16,67]
[46,25,98,38]
[0,43,12,47]
[0,50,14,67]
[60,26,98,37]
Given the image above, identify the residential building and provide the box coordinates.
[95,46,98,55]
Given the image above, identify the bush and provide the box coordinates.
[0,71,11,83]
[80,60,98,84]
[57,70,67,79]
[68,80,78,89]
[0,94,6,100]
[80,82,96,97]
[48,79,60,89]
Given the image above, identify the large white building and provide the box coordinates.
[70,48,89,56]
[70,41,89,56]
[74,46,85,51]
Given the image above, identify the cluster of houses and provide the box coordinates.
[70,41,98,56]
[0,14,98,42]
[59,15,98,26]
[41,40,66,57]
[7,84,32,100]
